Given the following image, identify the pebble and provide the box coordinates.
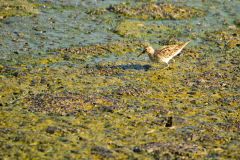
[46,126,57,134]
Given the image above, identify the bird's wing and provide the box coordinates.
[155,45,179,57]
[155,41,190,58]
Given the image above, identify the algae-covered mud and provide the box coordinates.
[0,0,240,159]
[106,2,205,20]
[0,0,38,19]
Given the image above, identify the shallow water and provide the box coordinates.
[0,0,121,58]
[0,0,240,159]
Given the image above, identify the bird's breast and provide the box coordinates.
[148,54,159,62]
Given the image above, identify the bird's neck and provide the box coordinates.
[148,52,156,62]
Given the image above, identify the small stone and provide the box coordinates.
[63,54,70,60]
[46,126,57,134]
[100,106,117,113]
[165,117,173,127]
[133,146,141,153]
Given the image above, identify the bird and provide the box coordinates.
[138,41,191,68]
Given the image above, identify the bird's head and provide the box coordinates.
[138,46,154,57]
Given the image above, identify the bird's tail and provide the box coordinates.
[172,40,191,58]
[182,40,191,48]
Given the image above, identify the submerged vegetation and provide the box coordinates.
[115,20,181,39]
[0,0,240,159]
[204,28,240,49]
[107,3,205,20]
[88,2,205,20]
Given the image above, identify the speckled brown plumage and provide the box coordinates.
[138,41,191,67]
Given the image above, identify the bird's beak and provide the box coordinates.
[138,49,146,57]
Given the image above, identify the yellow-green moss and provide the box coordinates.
[0,0,240,158]
[115,20,181,38]
[50,40,144,62]
[0,0,38,19]
[0,30,240,159]
[204,28,240,48]
[107,3,205,20]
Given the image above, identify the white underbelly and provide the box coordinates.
[161,57,172,63]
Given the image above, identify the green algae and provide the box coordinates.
[1,37,240,159]
[1,0,240,159]
[204,28,240,49]
[0,0,38,19]
[50,40,144,62]
[87,2,205,20]
[107,3,205,20]
[115,20,181,39]
[87,8,108,16]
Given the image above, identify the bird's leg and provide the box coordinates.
[163,63,169,69]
